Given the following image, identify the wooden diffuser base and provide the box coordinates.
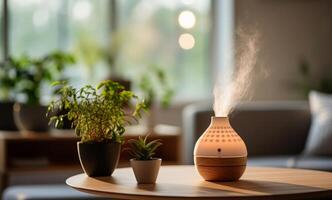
[194,156,247,181]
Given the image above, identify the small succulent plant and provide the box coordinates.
[126,135,162,160]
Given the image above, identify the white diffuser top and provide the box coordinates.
[194,117,247,158]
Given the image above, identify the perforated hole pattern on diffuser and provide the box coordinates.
[202,126,242,143]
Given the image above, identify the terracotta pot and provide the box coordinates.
[130,158,162,184]
[78,142,121,177]
[13,103,49,132]
[0,101,18,130]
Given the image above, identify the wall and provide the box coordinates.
[234,0,332,100]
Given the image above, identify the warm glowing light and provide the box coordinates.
[72,0,92,21]
[178,10,196,29]
[178,33,195,50]
[181,0,194,5]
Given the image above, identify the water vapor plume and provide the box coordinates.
[214,30,260,117]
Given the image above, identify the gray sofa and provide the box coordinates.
[183,101,332,171]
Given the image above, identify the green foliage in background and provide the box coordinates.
[48,80,146,144]
[138,64,174,109]
[297,59,332,95]
[126,135,162,160]
[0,60,20,101]
[74,34,103,73]
[1,51,75,105]
[73,31,125,81]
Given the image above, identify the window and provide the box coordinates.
[9,0,60,57]
[9,0,111,87]
[4,0,212,102]
[116,0,211,101]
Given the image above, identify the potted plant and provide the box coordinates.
[126,135,162,183]
[48,80,146,177]
[11,51,75,132]
[0,59,22,130]
[138,64,174,129]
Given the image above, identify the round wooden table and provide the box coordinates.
[66,165,332,200]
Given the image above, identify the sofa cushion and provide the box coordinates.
[304,91,332,156]
[294,156,332,172]
[3,184,109,200]
[248,156,296,168]
[248,156,332,172]
[230,101,311,156]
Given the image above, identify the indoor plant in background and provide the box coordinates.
[12,51,75,132]
[0,59,22,130]
[138,64,174,129]
[48,80,146,177]
[126,135,162,183]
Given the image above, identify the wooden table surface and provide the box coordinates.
[66,165,332,200]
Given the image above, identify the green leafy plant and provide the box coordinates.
[8,51,75,105]
[48,80,146,143]
[126,135,162,160]
[0,60,21,101]
[138,64,174,109]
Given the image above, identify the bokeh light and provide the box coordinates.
[178,33,195,50]
[178,10,196,29]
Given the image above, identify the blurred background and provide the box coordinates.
[1,0,332,123]
[1,0,332,199]
[5,0,211,100]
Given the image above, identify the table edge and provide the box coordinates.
[66,166,332,200]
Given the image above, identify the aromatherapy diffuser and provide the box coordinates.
[194,117,247,181]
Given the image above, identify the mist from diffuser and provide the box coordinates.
[214,31,259,117]
[194,31,259,181]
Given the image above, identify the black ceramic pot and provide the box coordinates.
[13,103,49,132]
[77,142,121,177]
[0,101,18,130]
